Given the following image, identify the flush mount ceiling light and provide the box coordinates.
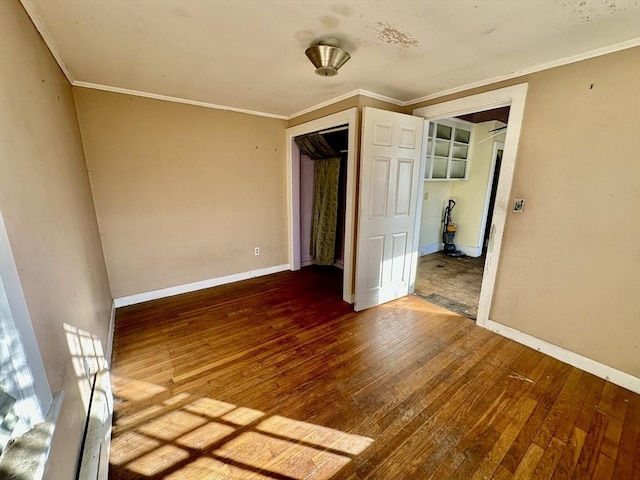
[305,41,351,77]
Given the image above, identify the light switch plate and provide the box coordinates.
[513,199,525,212]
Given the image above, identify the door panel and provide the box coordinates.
[355,107,424,311]
[390,233,408,284]
[372,122,393,146]
[369,157,390,218]
[394,158,414,216]
[365,236,385,290]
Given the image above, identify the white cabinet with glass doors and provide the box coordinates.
[424,119,473,180]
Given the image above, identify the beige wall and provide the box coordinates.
[408,47,640,377]
[450,121,506,252]
[74,88,288,298]
[0,1,113,478]
[419,181,451,249]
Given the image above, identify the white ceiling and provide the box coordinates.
[22,0,640,119]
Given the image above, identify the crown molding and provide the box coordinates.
[405,37,640,106]
[72,81,288,120]
[286,89,404,121]
[20,0,74,83]
[356,89,405,107]
[21,0,639,121]
[285,89,362,120]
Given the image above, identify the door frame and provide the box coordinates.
[477,141,505,250]
[285,108,358,303]
[412,83,528,327]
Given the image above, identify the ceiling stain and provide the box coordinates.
[481,26,498,36]
[552,0,628,22]
[331,3,355,17]
[294,30,316,43]
[604,0,622,13]
[374,21,418,48]
[319,15,340,29]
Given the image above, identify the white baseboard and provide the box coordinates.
[483,319,640,394]
[456,244,483,257]
[113,264,290,308]
[419,242,482,258]
[419,243,443,256]
[104,301,116,367]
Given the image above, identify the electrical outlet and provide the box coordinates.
[513,199,525,213]
[423,192,429,200]
[254,247,260,256]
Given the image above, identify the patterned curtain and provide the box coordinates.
[310,158,340,265]
[295,133,341,266]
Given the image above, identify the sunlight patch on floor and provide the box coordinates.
[109,373,374,479]
[215,431,351,479]
[257,415,374,455]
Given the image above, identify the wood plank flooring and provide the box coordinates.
[109,267,640,479]
[414,252,485,320]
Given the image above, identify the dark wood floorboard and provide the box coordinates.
[109,267,639,479]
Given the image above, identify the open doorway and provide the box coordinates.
[285,108,358,304]
[413,106,509,320]
[296,126,349,271]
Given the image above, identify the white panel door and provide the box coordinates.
[355,107,424,311]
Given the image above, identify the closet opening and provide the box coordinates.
[295,125,349,279]
[286,108,357,304]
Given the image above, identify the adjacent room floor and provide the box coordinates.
[109,267,639,479]
[414,252,486,320]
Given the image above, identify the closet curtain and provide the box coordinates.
[294,133,341,266]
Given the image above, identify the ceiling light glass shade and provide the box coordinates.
[305,45,351,76]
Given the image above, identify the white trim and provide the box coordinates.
[78,369,111,480]
[455,245,483,258]
[405,38,639,106]
[19,0,638,125]
[20,0,74,83]
[286,108,358,305]
[477,141,504,252]
[418,243,442,256]
[287,89,403,120]
[0,211,51,427]
[72,81,288,120]
[413,83,529,329]
[70,83,403,122]
[113,264,289,307]
[484,319,640,394]
[286,90,358,120]
[357,89,405,107]
[104,301,116,367]
[409,120,430,294]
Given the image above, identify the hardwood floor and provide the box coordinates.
[110,267,640,479]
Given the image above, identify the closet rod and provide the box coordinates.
[317,125,348,135]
